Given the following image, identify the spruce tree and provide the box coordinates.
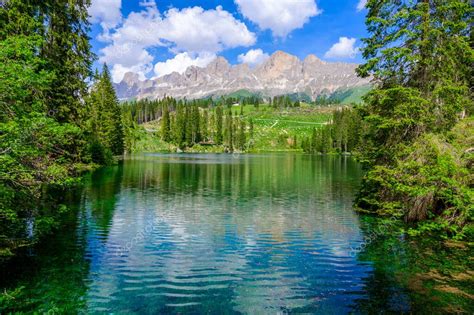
[238,119,246,151]
[174,104,186,148]
[87,64,124,157]
[161,104,171,142]
[201,109,209,141]
[215,105,224,145]
[39,0,93,124]
[191,105,201,144]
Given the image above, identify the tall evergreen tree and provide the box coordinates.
[215,105,224,145]
[39,0,93,124]
[161,104,171,142]
[87,64,124,157]
[201,109,209,141]
[238,118,246,151]
[191,105,201,144]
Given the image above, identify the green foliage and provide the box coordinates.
[215,105,224,144]
[0,1,121,259]
[86,64,125,157]
[161,104,171,142]
[354,0,473,238]
[0,113,86,258]
[0,35,52,120]
[88,140,113,165]
[302,107,362,154]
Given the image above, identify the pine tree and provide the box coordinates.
[191,105,201,144]
[161,104,171,142]
[174,104,186,148]
[201,109,209,141]
[185,105,193,146]
[238,118,246,151]
[249,118,254,139]
[40,0,93,125]
[87,64,124,157]
[224,109,234,151]
[215,105,224,145]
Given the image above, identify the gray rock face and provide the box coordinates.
[114,51,371,101]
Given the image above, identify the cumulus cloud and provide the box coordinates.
[324,37,358,59]
[235,0,322,38]
[159,6,256,53]
[98,1,256,82]
[357,0,367,12]
[238,49,270,67]
[357,0,367,11]
[89,0,122,33]
[153,52,216,78]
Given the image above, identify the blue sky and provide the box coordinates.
[88,0,368,82]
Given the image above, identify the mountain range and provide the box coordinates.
[114,51,371,101]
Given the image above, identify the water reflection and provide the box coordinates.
[81,153,372,314]
[3,153,418,314]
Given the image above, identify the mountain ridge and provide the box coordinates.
[114,50,371,101]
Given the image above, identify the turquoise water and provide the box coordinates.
[1,154,417,313]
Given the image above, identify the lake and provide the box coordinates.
[2,153,469,314]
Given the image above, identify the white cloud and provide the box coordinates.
[159,6,256,53]
[97,1,256,82]
[238,49,270,67]
[153,52,216,78]
[357,0,367,12]
[89,0,122,32]
[235,0,322,38]
[324,37,358,59]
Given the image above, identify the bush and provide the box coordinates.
[88,140,114,165]
[356,120,473,239]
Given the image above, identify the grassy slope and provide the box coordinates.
[339,85,372,104]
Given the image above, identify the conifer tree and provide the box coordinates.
[161,104,171,142]
[215,105,224,145]
[87,64,124,156]
[238,119,246,151]
[201,109,209,141]
[170,104,184,148]
[249,118,254,140]
[40,0,93,125]
[191,105,201,144]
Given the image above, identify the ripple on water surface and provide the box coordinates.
[4,154,400,314]
[75,154,375,314]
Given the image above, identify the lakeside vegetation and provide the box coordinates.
[353,0,473,240]
[0,1,124,259]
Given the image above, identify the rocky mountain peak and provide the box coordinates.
[304,54,325,65]
[122,72,140,85]
[114,50,371,101]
